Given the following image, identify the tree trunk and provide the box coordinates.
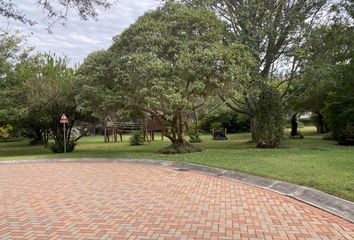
[316,112,328,134]
[104,119,109,143]
[163,112,186,146]
[291,114,298,137]
[113,116,117,142]
[177,112,185,145]
[251,118,259,142]
[159,111,201,154]
[193,110,200,140]
[43,130,49,146]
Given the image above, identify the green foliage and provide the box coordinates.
[287,17,353,137]
[0,124,13,140]
[76,50,119,120]
[322,132,334,141]
[49,141,76,153]
[256,86,283,148]
[129,131,144,146]
[322,63,354,140]
[159,142,202,154]
[107,2,253,148]
[289,23,353,115]
[210,122,222,131]
[201,111,250,133]
[0,30,32,123]
[6,53,82,150]
[189,135,202,143]
[180,0,327,143]
[297,19,354,141]
[187,120,202,143]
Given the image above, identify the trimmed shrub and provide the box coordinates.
[256,86,284,148]
[129,131,144,146]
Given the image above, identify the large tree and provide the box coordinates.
[102,3,253,152]
[175,0,327,144]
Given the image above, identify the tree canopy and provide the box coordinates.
[76,50,119,120]
[173,0,328,145]
[77,2,254,152]
[2,49,81,149]
[0,30,32,123]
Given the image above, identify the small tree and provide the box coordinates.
[129,131,144,146]
[13,54,81,152]
[256,86,283,148]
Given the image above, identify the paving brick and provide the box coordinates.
[0,162,353,239]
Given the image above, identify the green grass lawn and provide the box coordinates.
[1,126,353,201]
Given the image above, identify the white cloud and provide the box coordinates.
[1,0,162,66]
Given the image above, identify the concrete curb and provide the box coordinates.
[1,157,353,223]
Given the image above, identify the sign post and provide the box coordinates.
[60,114,69,154]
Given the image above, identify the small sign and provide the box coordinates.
[60,114,69,124]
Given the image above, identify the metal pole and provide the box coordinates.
[63,123,66,154]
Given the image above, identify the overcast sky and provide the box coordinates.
[1,0,161,66]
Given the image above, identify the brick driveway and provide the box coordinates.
[0,162,353,240]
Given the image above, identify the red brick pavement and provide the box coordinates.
[0,162,353,240]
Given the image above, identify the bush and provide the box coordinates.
[129,131,144,145]
[189,133,202,143]
[322,62,354,139]
[201,111,250,133]
[0,124,13,140]
[210,122,222,131]
[189,135,202,143]
[337,125,354,146]
[187,121,203,143]
[322,132,334,141]
[159,142,202,154]
[49,141,76,153]
[256,86,283,148]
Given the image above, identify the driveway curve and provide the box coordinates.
[0,162,353,240]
